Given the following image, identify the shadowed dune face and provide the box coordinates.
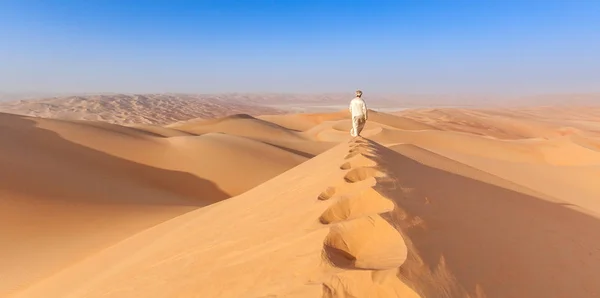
[0,114,228,206]
[0,113,229,296]
[366,141,600,298]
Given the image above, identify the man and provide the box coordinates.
[349,90,368,137]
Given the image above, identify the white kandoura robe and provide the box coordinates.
[349,97,368,137]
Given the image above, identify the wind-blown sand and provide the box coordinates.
[2,106,600,297]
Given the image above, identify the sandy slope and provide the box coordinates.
[0,112,328,296]
[3,106,600,297]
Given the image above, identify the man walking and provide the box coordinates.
[349,90,368,137]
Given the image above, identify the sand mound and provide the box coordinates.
[319,187,394,224]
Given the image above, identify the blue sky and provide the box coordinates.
[1,0,599,94]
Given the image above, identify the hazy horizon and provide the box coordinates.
[2,1,600,96]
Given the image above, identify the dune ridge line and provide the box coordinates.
[318,137,420,297]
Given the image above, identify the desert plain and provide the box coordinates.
[1,94,600,298]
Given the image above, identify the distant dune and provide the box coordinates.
[0,94,286,125]
[2,103,600,297]
[1,92,599,125]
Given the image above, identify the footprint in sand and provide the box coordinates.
[339,153,378,170]
[345,144,377,159]
[339,162,352,170]
[319,187,395,224]
[344,167,385,183]
[323,214,407,270]
[348,144,373,153]
[318,186,337,201]
[348,137,369,145]
[344,150,362,160]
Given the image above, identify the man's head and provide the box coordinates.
[355,90,363,98]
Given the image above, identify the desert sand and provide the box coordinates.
[2,104,600,298]
[0,94,286,125]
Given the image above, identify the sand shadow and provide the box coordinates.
[317,186,337,201]
[0,113,232,295]
[0,113,229,207]
[366,140,600,298]
[322,245,357,269]
[259,141,315,159]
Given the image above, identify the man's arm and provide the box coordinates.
[362,101,368,119]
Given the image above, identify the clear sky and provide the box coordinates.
[1,0,599,95]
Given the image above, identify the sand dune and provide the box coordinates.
[0,111,327,296]
[258,111,349,131]
[2,105,600,297]
[0,94,285,125]
[380,143,600,297]
[169,113,306,141]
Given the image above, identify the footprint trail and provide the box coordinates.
[314,136,421,298]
